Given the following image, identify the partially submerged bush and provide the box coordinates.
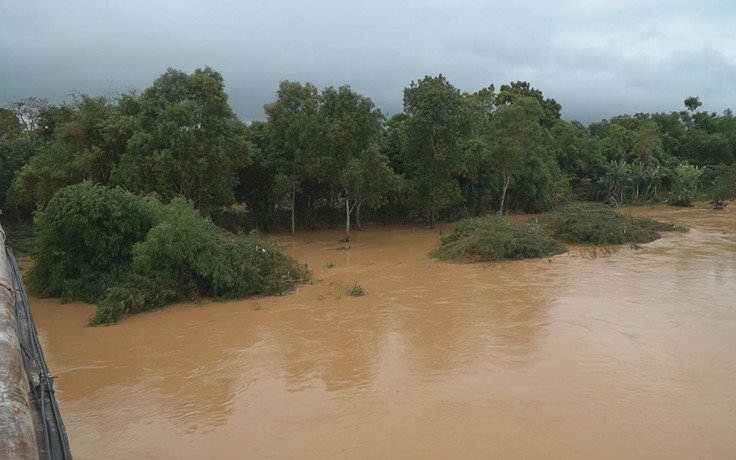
[345,282,366,297]
[29,183,309,324]
[538,203,686,245]
[91,199,309,324]
[28,181,156,302]
[702,164,736,209]
[431,217,566,262]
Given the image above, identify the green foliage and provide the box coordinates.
[28,183,308,324]
[92,199,309,324]
[314,85,394,239]
[112,67,245,216]
[669,164,703,207]
[506,153,569,213]
[432,217,566,262]
[0,107,22,139]
[550,120,606,200]
[7,94,136,213]
[538,203,686,245]
[5,70,736,233]
[684,96,702,113]
[483,97,552,215]
[402,74,483,228]
[0,133,43,211]
[8,140,85,211]
[28,182,156,302]
[495,81,562,127]
[263,81,321,234]
[702,164,736,209]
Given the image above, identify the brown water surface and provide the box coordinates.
[30,204,736,459]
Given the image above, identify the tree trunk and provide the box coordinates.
[344,195,351,242]
[356,202,363,231]
[290,185,296,235]
[498,173,510,216]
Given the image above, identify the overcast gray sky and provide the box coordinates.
[1,0,734,124]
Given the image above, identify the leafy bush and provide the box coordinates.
[29,183,309,324]
[538,203,686,245]
[701,164,736,209]
[669,164,703,207]
[432,217,566,262]
[28,181,156,302]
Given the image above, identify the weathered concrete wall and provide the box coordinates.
[0,223,39,459]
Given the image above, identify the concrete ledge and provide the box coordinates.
[0,223,39,459]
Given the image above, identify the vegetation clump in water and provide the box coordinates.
[433,203,688,263]
[28,182,309,325]
[431,216,566,262]
[538,203,687,245]
[345,282,366,297]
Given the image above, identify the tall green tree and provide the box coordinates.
[7,95,126,212]
[315,85,395,240]
[263,81,320,234]
[233,121,280,231]
[550,120,605,200]
[113,67,245,215]
[0,133,43,212]
[402,74,481,228]
[484,97,549,215]
[0,108,21,139]
[495,81,561,127]
[684,96,702,113]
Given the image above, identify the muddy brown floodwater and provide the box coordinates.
[29,204,736,459]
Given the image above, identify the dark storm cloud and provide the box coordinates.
[1,0,734,125]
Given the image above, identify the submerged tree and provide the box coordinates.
[402,74,481,228]
[264,81,320,234]
[28,182,309,324]
[315,85,398,241]
[484,97,548,215]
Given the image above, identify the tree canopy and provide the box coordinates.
[3,69,735,228]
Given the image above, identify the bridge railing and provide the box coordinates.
[0,222,39,459]
[1,222,73,459]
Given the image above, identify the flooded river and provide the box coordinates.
[30,204,736,459]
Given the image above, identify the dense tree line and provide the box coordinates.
[2,67,736,236]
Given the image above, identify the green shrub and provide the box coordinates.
[702,164,736,209]
[91,199,309,324]
[28,181,156,302]
[431,216,566,262]
[29,183,309,324]
[538,203,686,245]
[669,164,702,207]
